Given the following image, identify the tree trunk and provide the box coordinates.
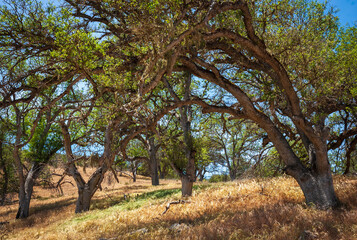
[164,72,196,196]
[75,185,92,213]
[260,119,340,209]
[73,167,106,213]
[199,174,204,182]
[288,166,339,209]
[344,136,357,175]
[197,169,206,181]
[61,121,111,214]
[159,164,167,179]
[131,166,137,182]
[16,162,44,218]
[181,175,193,196]
[150,161,159,185]
[229,170,237,181]
[16,194,30,219]
[0,139,8,206]
[148,137,159,186]
[0,163,8,206]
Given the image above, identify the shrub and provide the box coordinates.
[209,174,229,183]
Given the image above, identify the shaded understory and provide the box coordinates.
[2,176,357,240]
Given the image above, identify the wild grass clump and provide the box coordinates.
[2,176,357,240]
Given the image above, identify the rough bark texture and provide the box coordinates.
[74,166,106,213]
[61,121,112,213]
[179,73,196,196]
[181,175,193,197]
[148,137,159,186]
[76,187,91,212]
[16,162,44,218]
[299,172,339,208]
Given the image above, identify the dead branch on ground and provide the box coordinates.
[161,200,191,215]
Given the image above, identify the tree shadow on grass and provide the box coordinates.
[30,197,76,215]
[91,188,182,211]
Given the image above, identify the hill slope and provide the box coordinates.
[1,176,357,240]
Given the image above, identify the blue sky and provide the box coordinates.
[323,0,357,25]
[0,0,355,25]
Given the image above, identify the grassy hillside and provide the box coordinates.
[1,175,356,240]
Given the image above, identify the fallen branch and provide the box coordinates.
[110,167,120,183]
[161,200,191,215]
[118,171,135,180]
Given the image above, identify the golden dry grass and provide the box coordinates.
[1,174,356,240]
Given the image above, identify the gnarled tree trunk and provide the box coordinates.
[73,166,107,213]
[61,121,112,213]
[16,162,45,218]
[266,123,340,209]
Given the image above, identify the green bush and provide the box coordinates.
[209,174,229,183]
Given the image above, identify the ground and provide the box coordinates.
[0,169,356,240]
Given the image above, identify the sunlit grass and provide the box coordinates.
[1,175,356,240]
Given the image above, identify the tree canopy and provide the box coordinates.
[1,0,357,216]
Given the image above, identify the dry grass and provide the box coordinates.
[1,174,356,240]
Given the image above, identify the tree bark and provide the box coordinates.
[132,170,137,182]
[179,73,196,196]
[76,186,91,213]
[181,175,193,196]
[0,139,8,206]
[344,136,357,175]
[286,163,339,209]
[229,170,237,181]
[164,72,196,196]
[265,122,340,209]
[159,164,167,179]
[148,137,159,186]
[16,162,44,218]
[74,166,106,213]
[13,107,27,219]
[61,121,111,213]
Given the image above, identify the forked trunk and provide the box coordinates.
[257,119,340,209]
[75,185,92,213]
[61,122,112,214]
[16,162,44,218]
[229,170,237,181]
[181,175,193,197]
